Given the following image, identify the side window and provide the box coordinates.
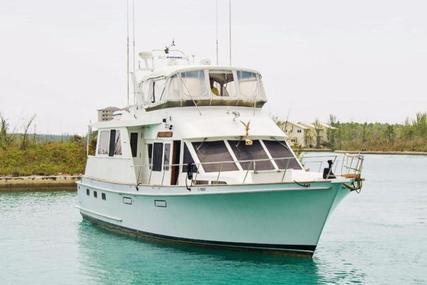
[164,143,171,170]
[237,71,259,98]
[182,143,195,173]
[152,143,163,171]
[97,131,110,155]
[181,71,208,99]
[147,144,153,169]
[108,130,122,156]
[130,133,138,158]
[114,130,122,155]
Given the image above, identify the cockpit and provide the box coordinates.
[135,67,267,110]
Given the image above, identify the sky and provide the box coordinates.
[1,0,426,135]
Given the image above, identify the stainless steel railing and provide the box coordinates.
[131,153,364,186]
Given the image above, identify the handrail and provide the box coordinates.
[130,153,364,185]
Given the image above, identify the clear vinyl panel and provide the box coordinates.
[181,71,209,99]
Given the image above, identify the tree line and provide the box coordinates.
[325,112,427,152]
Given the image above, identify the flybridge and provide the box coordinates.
[132,49,268,111]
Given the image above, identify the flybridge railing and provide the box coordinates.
[132,153,364,186]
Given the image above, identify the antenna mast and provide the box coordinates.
[132,0,136,104]
[126,0,130,107]
[215,0,219,65]
[228,0,232,66]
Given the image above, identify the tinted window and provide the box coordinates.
[108,130,122,156]
[152,143,163,171]
[130,133,138,157]
[108,130,116,156]
[228,140,274,170]
[147,144,153,169]
[192,141,238,172]
[114,130,122,155]
[182,143,195,173]
[263,141,302,170]
[97,131,110,155]
[164,143,170,170]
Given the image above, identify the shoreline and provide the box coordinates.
[0,175,80,191]
[1,148,425,191]
[302,149,427,156]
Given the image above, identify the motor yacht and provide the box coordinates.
[77,48,363,255]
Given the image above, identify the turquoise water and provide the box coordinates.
[1,155,426,284]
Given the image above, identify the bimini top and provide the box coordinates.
[134,64,267,111]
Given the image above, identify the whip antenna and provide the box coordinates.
[126,0,130,107]
[215,0,219,65]
[228,0,232,66]
[132,0,136,103]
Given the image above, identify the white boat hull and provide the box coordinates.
[76,178,350,255]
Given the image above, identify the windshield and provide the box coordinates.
[263,141,301,170]
[192,141,238,172]
[228,140,274,171]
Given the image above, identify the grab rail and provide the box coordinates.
[131,153,364,186]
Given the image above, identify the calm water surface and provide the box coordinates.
[1,155,426,284]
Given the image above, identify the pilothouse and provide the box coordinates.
[77,47,364,255]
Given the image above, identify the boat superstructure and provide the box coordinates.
[77,48,364,255]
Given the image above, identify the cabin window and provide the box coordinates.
[181,71,208,99]
[153,78,166,103]
[237,71,259,99]
[114,130,122,155]
[147,144,153,169]
[101,193,106,200]
[130,133,138,157]
[228,140,274,171]
[182,143,195,172]
[192,141,238,172]
[263,141,302,170]
[152,143,163,171]
[164,143,171,170]
[93,191,97,198]
[97,131,110,155]
[209,71,236,97]
[108,130,122,156]
[86,189,90,196]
